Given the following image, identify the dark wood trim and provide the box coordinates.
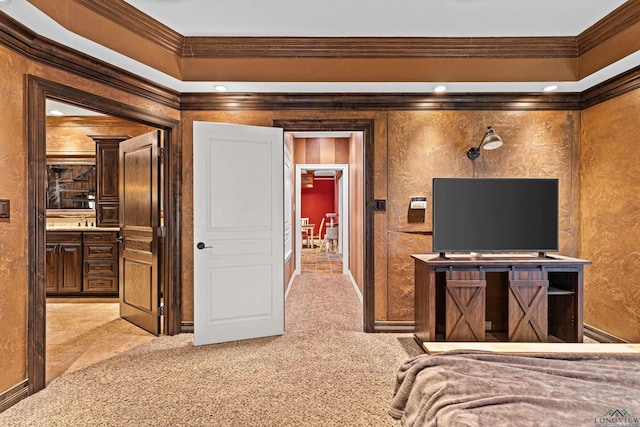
[3,9,638,114]
[273,119,376,332]
[180,92,582,111]
[374,321,416,333]
[26,75,47,395]
[584,324,627,343]
[578,0,640,55]
[581,65,640,108]
[0,380,29,413]
[26,76,182,395]
[0,12,180,110]
[181,321,195,333]
[76,0,183,55]
[185,36,576,59]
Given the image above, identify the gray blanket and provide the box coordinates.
[389,350,640,426]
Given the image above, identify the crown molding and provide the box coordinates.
[582,64,640,108]
[2,10,640,111]
[0,11,180,109]
[74,0,183,55]
[179,92,582,111]
[578,0,640,55]
[183,36,576,59]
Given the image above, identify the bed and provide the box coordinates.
[389,349,640,426]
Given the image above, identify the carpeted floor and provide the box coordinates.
[0,274,421,426]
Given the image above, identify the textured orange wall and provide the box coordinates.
[46,116,156,154]
[179,110,580,325]
[385,110,581,320]
[581,88,640,342]
[180,111,388,322]
[0,43,179,397]
[0,43,30,394]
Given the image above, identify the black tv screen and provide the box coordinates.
[432,178,559,253]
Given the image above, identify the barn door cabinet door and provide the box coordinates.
[90,135,129,227]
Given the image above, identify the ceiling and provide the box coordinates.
[122,0,623,37]
[3,0,639,93]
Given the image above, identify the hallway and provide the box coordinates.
[300,247,343,274]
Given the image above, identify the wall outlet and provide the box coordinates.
[485,321,492,331]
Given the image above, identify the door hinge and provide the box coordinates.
[157,226,166,238]
[158,147,165,158]
[158,304,164,316]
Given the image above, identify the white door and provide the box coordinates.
[193,122,284,346]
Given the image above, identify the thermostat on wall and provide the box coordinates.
[410,197,427,210]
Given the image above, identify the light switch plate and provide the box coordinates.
[0,199,9,219]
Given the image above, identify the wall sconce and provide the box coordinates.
[466,125,504,160]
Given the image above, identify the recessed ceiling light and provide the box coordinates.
[543,85,558,92]
[48,110,64,116]
[434,85,447,93]
[214,85,228,92]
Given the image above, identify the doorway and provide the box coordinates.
[27,76,181,394]
[274,119,375,332]
[295,163,349,275]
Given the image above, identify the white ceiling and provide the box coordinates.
[123,0,625,37]
[3,0,638,94]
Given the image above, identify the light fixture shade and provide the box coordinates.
[466,125,504,160]
[482,132,503,150]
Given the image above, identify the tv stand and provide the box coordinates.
[412,254,591,345]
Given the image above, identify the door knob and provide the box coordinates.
[196,242,212,250]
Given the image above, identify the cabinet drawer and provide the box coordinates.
[47,232,82,243]
[84,277,118,293]
[84,243,118,259]
[84,259,118,276]
[84,232,118,243]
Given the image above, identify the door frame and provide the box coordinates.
[273,119,375,332]
[26,76,182,394]
[295,163,349,274]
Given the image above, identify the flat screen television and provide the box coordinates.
[432,178,559,256]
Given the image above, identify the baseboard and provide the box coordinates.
[181,321,194,333]
[285,272,298,300]
[0,380,29,413]
[374,321,415,333]
[345,271,363,304]
[584,324,627,343]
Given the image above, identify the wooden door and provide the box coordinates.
[445,271,486,341]
[508,270,548,342]
[119,131,161,335]
[94,136,128,227]
[193,121,284,346]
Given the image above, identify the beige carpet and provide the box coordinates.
[0,274,420,426]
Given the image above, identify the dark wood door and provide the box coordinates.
[45,232,82,294]
[93,135,128,227]
[119,131,161,335]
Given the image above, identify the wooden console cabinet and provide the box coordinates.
[46,232,82,294]
[413,254,591,345]
[46,230,119,296]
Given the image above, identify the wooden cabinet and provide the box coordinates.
[91,135,128,227]
[45,232,83,294]
[413,254,591,345]
[46,231,119,296]
[83,231,119,294]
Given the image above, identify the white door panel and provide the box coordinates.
[193,121,284,346]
